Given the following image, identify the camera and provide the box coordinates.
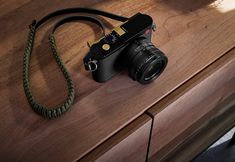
[83,13,168,84]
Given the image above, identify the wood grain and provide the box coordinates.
[148,48,235,161]
[163,94,235,162]
[0,0,235,161]
[80,114,151,162]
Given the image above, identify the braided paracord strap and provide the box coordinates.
[22,8,129,119]
[23,23,75,119]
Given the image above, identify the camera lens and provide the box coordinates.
[144,60,163,81]
[127,38,168,84]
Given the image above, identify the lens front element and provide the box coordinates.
[127,38,168,84]
[143,60,163,81]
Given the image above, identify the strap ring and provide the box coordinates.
[87,60,98,71]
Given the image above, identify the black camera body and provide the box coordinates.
[84,13,168,84]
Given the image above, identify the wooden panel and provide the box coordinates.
[1,0,235,161]
[80,114,152,162]
[147,48,235,161]
[0,0,31,17]
[163,95,235,162]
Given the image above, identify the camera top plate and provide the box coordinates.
[86,13,154,60]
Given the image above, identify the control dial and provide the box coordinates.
[104,34,117,44]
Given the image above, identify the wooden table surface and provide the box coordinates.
[0,0,235,161]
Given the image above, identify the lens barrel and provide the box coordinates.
[127,38,168,84]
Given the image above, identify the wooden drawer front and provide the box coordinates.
[158,95,235,162]
[147,49,235,161]
[79,114,152,162]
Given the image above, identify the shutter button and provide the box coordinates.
[102,44,110,51]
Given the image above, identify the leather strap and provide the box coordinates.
[36,7,128,28]
[52,15,106,35]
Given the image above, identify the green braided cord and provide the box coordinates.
[23,23,75,119]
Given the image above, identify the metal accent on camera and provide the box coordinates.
[87,37,104,48]
[113,26,126,36]
[152,22,157,31]
[102,44,110,51]
[87,60,98,71]
[87,25,126,48]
